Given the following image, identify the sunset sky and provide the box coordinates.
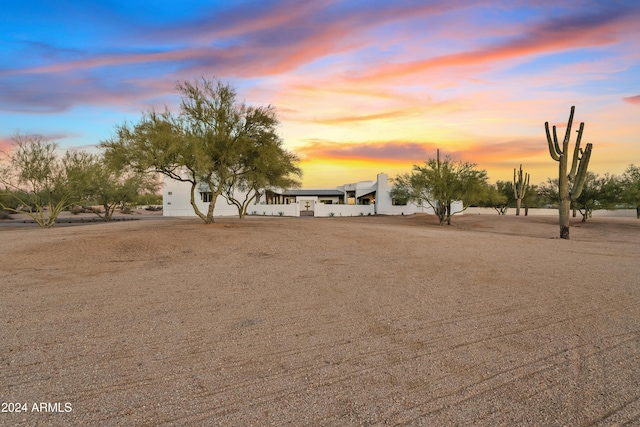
[1,0,639,187]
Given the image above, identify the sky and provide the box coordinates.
[1,0,639,188]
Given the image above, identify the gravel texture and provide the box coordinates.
[1,213,639,426]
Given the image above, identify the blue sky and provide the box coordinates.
[2,0,639,186]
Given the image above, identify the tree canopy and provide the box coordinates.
[621,164,640,218]
[100,77,301,223]
[64,151,158,221]
[0,134,76,227]
[392,150,488,225]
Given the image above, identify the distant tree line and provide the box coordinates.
[475,168,640,221]
[0,77,301,227]
[390,106,639,236]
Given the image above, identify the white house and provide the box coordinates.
[162,173,463,218]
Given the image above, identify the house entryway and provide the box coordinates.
[300,200,315,216]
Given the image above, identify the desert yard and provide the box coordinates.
[1,213,639,426]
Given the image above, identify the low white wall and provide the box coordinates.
[592,209,637,218]
[466,207,638,217]
[248,203,299,217]
[315,203,375,217]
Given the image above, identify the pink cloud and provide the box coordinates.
[357,7,637,83]
[623,95,640,105]
[0,136,13,153]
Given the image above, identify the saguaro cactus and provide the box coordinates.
[513,164,530,216]
[545,106,593,239]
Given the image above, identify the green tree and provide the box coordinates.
[572,172,620,222]
[537,178,559,208]
[620,164,640,218]
[0,134,76,228]
[64,151,158,221]
[392,149,488,225]
[101,78,297,224]
[476,182,509,215]
[222,134,301,218]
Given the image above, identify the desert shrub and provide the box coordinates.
[278,211,284,216]
[70,205,86,215]
[0,210,12,220]
[329,212,335,217]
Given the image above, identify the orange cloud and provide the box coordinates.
[297,140,438,162]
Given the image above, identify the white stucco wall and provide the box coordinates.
[163,173,465,218]
[163,178,250,217]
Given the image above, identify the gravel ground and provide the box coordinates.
[1,213,639,426]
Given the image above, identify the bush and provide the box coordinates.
[0,210,12,220]
[70,205,86,215]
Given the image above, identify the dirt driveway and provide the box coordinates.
[1,214,639,426]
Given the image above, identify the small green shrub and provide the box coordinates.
[278,211,284,216]
[328,212,335,217]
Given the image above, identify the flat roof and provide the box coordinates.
[277,189,345,197]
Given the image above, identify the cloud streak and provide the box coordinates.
[623,95,640,105]
[1,0,638,185]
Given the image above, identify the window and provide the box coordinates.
[200,192,212,202]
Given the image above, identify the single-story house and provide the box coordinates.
[162,173,463,217]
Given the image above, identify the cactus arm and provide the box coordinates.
[571,143,593,199]
[563,106,575,146]
[546,122,561,161]
[553,125,562,155]
[568,122,585,179]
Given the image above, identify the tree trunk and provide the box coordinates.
[559,198,571,239]
[515,199,521,216]
[524,206,529,216]
[636,205,639,219]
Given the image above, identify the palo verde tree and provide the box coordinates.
[392,149,488,225]
[572,172,620,222]
[513,164,530,216]
[222,128,301,219]
[545,106,593,239]
[621,164,640,218]
[64,151,158,221]
[476,182,509,215]
[101,77,296,224]
[0,134,77,228]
